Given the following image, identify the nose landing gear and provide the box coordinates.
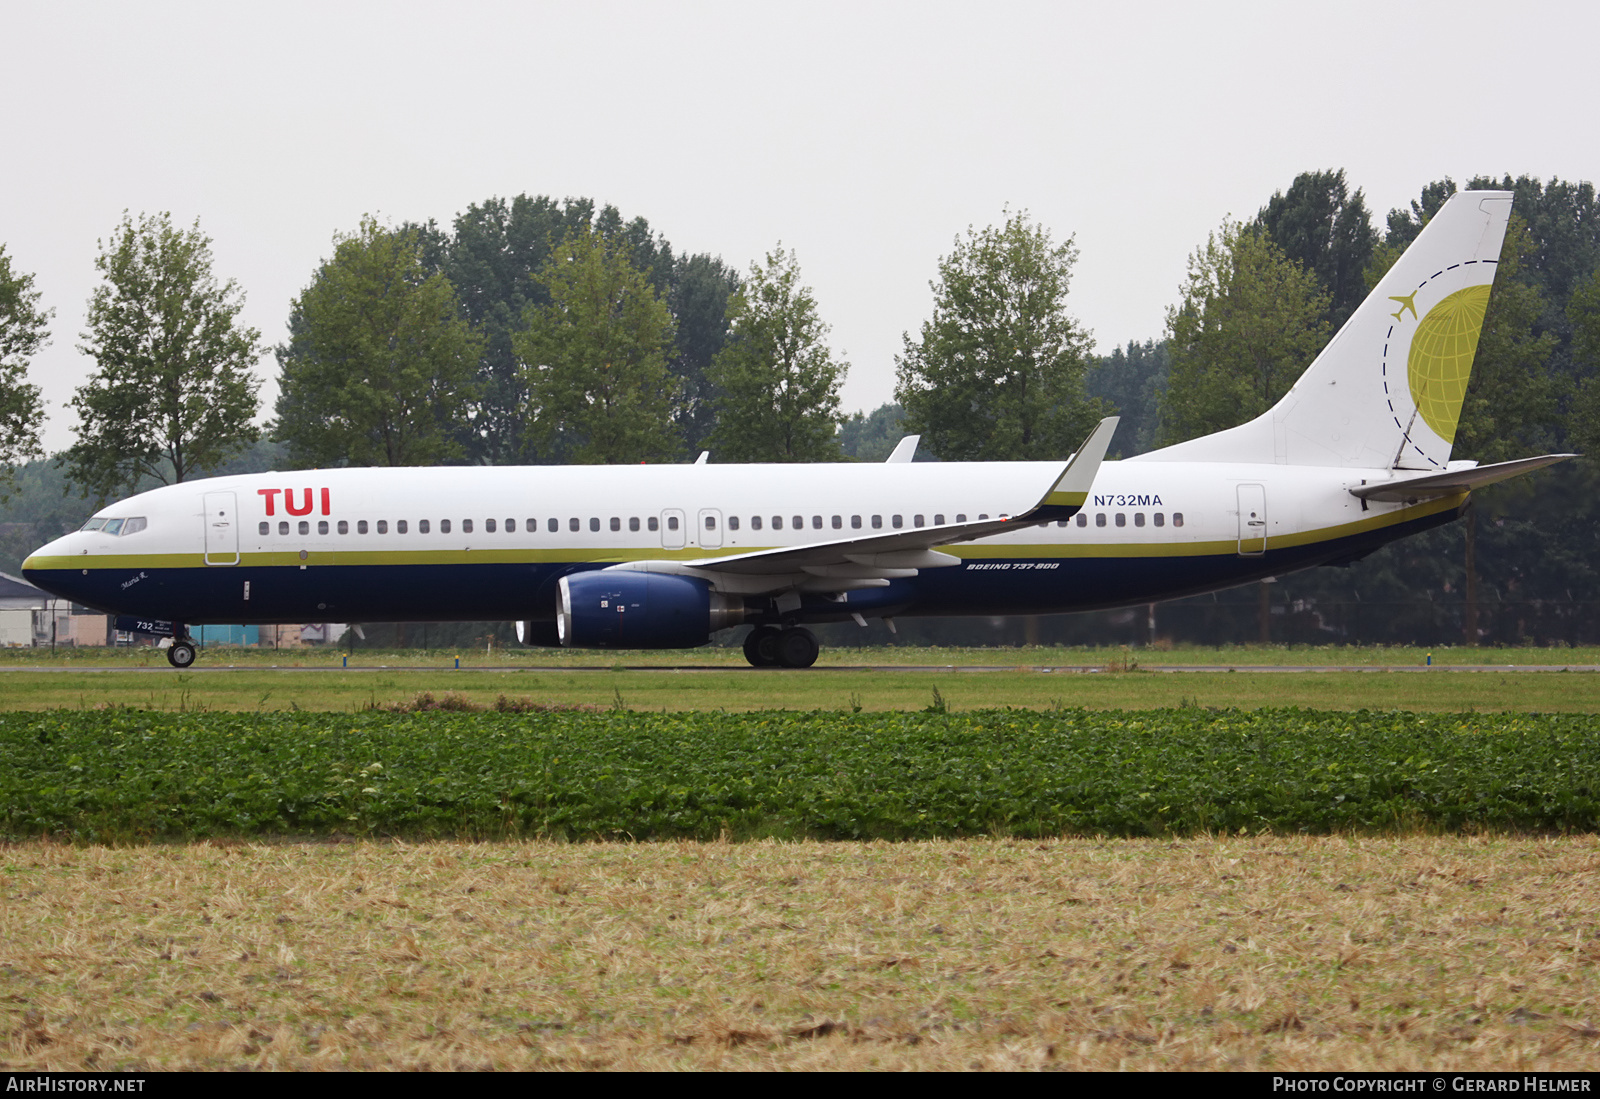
[742,625,819,668]
[165,622,197,668]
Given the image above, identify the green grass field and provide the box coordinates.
[7,641,1600,669]
[1,663,1597,713]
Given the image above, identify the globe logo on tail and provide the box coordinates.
[1405,284,1490,445]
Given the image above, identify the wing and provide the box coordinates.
[606,417,1118,594]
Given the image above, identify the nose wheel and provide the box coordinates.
[165,623,197,669]
[742,626,819,668]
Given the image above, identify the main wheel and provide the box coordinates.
[167,641,197,668]
[776,627,819,669]
[742,626,782,667]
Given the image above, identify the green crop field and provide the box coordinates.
[6,708,1600,843]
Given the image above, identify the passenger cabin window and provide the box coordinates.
[629,517,640,532]
[705,516,717,530]
[1153,514,1165,528]
[549,518,559,533]
[299,520,310,535]
[1173,513,1185,527]
[440,519,451,534]
[1134,513,1145,528]
[812,516,822,529]
[832,516,842,529]
[396,520,407,534]
[871,515,882,529]
[729,516,740,530]
[465,519,475,534]
[259,522,270,536]
[772,516,783,530]
[667,516,678,531]
[956,514,967,522]
[419,519,430,534]
[1076,514,1087,527]
[338,520,349,534]
[318,520,330,535]
[892,515,903,529]
[935,514,945,525]
[609,517,620,532]
[751,516,763,530]
[1095,514,1106,527]
[486,518,497,533]
[358,520,368,534]
[376,520,388,534]
[648,517,659,531]
[279,521,290,535]
[914,514,925,527]
[569,518,580,532]
[1115,514,1125,528]
[851,515,862,529]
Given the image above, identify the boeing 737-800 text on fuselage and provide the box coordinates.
[22,191,1573,668]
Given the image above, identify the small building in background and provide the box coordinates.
[0,571,63,646]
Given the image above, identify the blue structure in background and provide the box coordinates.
[192,624,259,646]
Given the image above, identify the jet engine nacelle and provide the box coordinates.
[557,570,746,649]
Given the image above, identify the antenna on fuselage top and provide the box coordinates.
[695,451,709,465]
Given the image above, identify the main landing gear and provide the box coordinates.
[742,625,820,669]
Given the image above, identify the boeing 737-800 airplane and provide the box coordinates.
[22,190,1572,668]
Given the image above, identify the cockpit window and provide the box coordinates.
[80,516,148,535]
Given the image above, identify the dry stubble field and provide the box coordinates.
[4,835,1600,1070]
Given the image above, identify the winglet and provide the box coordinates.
[1023,416,1118,522]
[885,435,920,463]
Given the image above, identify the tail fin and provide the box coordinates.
[1136,190,1513,470]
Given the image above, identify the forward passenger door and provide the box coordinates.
[202,492,239,566]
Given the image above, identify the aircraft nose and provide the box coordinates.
[21,536,88,602]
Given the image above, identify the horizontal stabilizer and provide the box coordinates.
[1350,454,1576,502]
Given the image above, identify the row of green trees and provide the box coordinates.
[0,193,1114,505]
[5,172,1600,648]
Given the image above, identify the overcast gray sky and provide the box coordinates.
[5,0,1596,456]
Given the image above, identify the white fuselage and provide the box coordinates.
[22,459,1461,630]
